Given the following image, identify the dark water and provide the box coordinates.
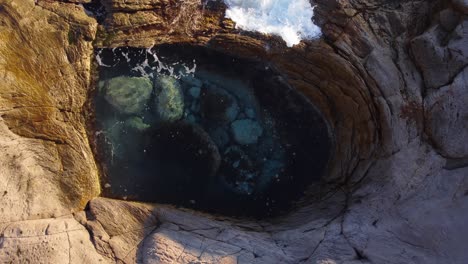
[92,45,331,217]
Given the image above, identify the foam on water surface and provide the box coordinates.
[223,0,321,47]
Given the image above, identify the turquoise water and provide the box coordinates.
[92,45,331,217]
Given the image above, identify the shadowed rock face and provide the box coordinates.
[0,0,467,263]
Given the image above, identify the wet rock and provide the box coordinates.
[200,84,239,123]
[245,107,256,119]
[231,119,263,145]
[143,122,221,180]
[190,101,200,112]
[103,76,153,114]
[153,75,184,122]
[186,114,197,123]
[189,86,201,98]
[124,116,150,130]
[208,127,230,149]
[221,146,257,195]
[181,75,203,87]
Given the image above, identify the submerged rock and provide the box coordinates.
[200,84,239,123]
[143,122,221,179]
[125,116,150,131]
[181,75,203,87]
[245,107,256,119]
[188,86,201,98]
[231,119,263,145]
[221,146,257,195]
[103,76,153,114]
[153,75,184,122]
[208,127,230,149]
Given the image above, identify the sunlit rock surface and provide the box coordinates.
[0,0,467,263]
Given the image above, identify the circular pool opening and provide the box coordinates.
[91,45,332,217]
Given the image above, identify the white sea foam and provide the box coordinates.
[223,0,321,47]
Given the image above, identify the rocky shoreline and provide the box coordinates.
[0,0,467,263]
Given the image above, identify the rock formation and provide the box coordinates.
[153,75,185,122]
[0,0,467,263]
[102,76,153,114]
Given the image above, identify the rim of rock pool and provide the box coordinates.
[85,44,335,219]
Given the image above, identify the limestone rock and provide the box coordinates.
[208,126,230,148]
[188,86,201,98]
[103,76,153,114]
[153,75,184,122]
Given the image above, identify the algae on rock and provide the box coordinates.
[153,75,185,122]
[102,76,153,114]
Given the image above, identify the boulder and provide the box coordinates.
[103,76,153,114]
[411,20,468,90]
[125,116,150,130]
[200,84,240,123]
[153,75,185,122]
[231,119,263,145]
[425,67,468,158]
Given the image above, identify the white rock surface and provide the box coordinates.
[0,217,109,263]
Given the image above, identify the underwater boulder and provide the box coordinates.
[231,119,263,145]
[124,116,150,131]
[153,75,185,122]
[188,86,201,98]
[200,84,239,124]
[221,146,257,195]
[207,127,230,149]
[102,76,153,114]
[142,121,222,180]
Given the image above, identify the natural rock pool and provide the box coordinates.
[91,45,332,217]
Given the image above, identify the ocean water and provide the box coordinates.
[92,45,331,217]
[223,0,321,47]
